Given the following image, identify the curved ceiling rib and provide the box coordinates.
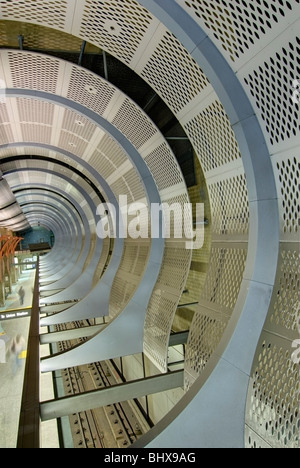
[0,0,298,450]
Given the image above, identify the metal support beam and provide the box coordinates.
[169,331,189,347]
[40,370,184,422]
[143,93,158,112]
[78,40,86,66]
[165,137,189,141]
[18,35,24,50]
[177,302,198,309]
[103,50,108,81]
[40,324,106,344]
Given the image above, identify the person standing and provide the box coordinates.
[18,286,25,306]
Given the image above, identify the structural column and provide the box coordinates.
[10,254,17,285]
[0,266,5,307]
[4,260,12,295]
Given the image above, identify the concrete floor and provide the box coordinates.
[0,270,35,448]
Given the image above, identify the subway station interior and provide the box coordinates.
[0,0,299,449]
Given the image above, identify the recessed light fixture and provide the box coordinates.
[75,119,85,127]
[104,19,122,36]
[84,84,98,95]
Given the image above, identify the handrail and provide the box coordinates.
[17,261,40,448]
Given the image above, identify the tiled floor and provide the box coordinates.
[0,270,35,448]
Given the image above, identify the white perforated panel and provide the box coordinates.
[185,245,248,387]
[0,122,13,144]
[112,98,158,149]
[184,99,242,173]
[178,0,300,65]
[274,153,300,241]
[21,123,52,145]
[74,0,154,65]
[140,30,209,115]
[245,332,300,449]
[143,142,186,191]
[6,51,61,93]
[0,0,75,31]
[66,65,116,117]
[144,245,192,372]
[109,240,151,319]
[16,97,55,126]
[268,246,300,337]
[208,172,249,239]
[0,0,298,450]
[244,35,300,147]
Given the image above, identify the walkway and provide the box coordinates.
[0,269,36,448]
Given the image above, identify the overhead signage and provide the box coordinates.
[0,308,31,321]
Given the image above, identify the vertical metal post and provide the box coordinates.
[78,40,87,66]
[142,352,150,422]
[18,35,24,50]
[103,50,109,81]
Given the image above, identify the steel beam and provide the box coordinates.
[40,324,106,344]
[169,331,189,347]
[40,370,184,422]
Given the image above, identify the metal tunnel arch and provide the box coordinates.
[0,0,298,449]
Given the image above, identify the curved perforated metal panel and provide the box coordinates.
[0,49,192,372]
[0,0,299,449]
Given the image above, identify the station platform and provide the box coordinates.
[0,269,35,448]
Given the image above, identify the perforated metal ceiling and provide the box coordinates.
[0,0,299,449]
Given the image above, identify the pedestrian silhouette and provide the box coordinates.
[18,286,25,306]
[7,334,26,374]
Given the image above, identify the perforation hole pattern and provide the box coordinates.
[121,167,146,202]
[144,291,181,372]
[269,248,300,333]
[185,311,229,387]
[184,100,242,173]
[184,246,248,388]
[20,123,52,145]
[182,0,300,62]
[97,135,127,174]
[79,0,153,65]
[208,174,249,237]
[159,192,192,238]
[201,246,248,311]
[0,103,11,124]
[0,124,13,145]
[246,338,300,449]
[61,109,98,143]
[246,245,300,448]
[141,30,209,114]
[66,67,115,117]
[58,131,89,158]
[109,241,151,319]
[88,148,119,179]
[144,142,186,191]
[0,0,69,30]
[112,98,158,149]
[16,97,55,126]
[144,247,192,372]
[93,238,111,286]
[244,36,300,145]
[276,156,300,236]
[8,51,60,93]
